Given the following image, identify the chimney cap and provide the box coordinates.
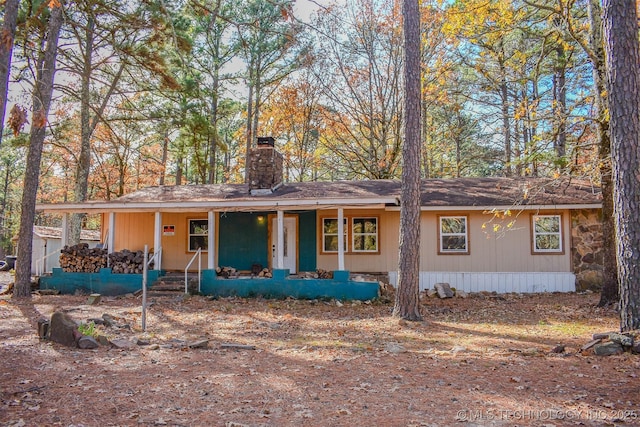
[257,136,275,147]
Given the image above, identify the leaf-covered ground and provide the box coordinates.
[1,285,638,427]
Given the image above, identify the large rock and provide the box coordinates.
[49,311,78,347]
[434,283,454,299]
[593,342,624,356]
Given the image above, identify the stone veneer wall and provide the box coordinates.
[248,146,283,190]
[571,209,604,291]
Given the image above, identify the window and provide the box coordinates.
[188,219,208,252]
[322,218,347,252]
[321,216,379,253]
[439,216,468,254]
[352,218,378,252]
[532,214,562,253]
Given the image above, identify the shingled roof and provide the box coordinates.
[114,179,402,203]
[418,177,601,208]
[36,177,601,213]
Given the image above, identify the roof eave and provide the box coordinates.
[36,197,400,214]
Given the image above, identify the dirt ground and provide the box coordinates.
[1,272,639,427]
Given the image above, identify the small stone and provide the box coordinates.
[102,314,116,327]
[385,342,406,354]
[455,290,468,299]
[37,319,49,340]
[110,339,136,349]
[188,339,209,349]
[86,293,101,305]
[593,342,624,356]
[592,332,612,340]
[335,300,343,307]
[97,335,110,346]
[426,289,438,298]
[451,346,466,354]
[550,345,566,354]
[77,336,99,349]
[434,283,454,299]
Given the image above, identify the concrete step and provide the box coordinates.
[150,273,199,293]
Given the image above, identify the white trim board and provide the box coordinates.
[388,271,576,294]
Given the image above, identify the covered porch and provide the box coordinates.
[36,184,398,300]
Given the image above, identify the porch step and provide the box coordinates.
[149,273,199,294]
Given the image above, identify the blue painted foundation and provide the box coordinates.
[201,269,379,301]
[39,268,379,301]
[39,268,162,296]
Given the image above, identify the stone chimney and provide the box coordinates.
[248,137,284,195]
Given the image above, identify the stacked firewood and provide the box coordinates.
[60,244,107,273]
[257,268,272,278]
[216,266,238,278]
[298,269,334,279]
[316,269,333,279]
[109,249,150,274]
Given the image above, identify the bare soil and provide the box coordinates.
[1,273,639,427]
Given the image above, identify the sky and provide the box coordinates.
[293,0,335,22]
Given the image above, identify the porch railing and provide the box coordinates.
[184,248,202,294]
[148,246,162,271]
[35,248,61,276]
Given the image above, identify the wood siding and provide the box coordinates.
[316,209,573,274]
[104,207,574,278]
[102,212,215,271]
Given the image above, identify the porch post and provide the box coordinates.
[277,210,284,269]
[337,207,345,270]
[208,211,215,270]
[107,212,115,255]
[61,213,69,247]
[154,212,162,270]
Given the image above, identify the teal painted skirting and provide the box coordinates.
[201,269,379,301]
[39,268,162,296]
[38,268,379,301]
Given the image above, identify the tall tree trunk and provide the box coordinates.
[603,0,640,331]
[244,75,254,184]
[393,0,422,321]
[159,129,168,185]
[499,59,511,176]
[588,0,618,308]
[553,46,567,158]
[0,0,20,147]
[69,16,96,246]
[208,71,220,184]
[14,1,64,298]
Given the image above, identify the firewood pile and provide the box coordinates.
[299,269,334,279]
[317,269,333,279]
[109,249,150,274]
[257,268,272,278]
[216,266,238,278]
[60,244,107,273]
